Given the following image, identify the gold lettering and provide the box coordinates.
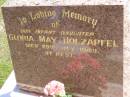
[62,9,70,18]
[87,39,95,46]
[113,40,118,47]
[17,17,27,25]
[45,51,53,56]
[63,37,78,45]
[8,34,34,41]
[29,10,56,21]
[62,9,98,29]
[20,29,31,34]
[25,43,39,48]
[92,19,98,28]
[39,35,56,43]
[80,48,98,53]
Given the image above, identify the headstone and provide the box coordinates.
[2,6,123,97]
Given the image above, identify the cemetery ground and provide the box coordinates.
[0,8,12,88]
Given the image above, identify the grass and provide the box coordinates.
[0,6,12,88]
[0,0,6,6]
